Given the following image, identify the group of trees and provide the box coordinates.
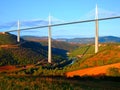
[0,49,16,66]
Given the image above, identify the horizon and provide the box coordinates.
[21,34,120,39]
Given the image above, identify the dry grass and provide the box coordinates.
[66,63,120,77]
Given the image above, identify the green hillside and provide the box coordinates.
[68,45,95,58]
[79,44,120,67]
[0,33,68,66]
[66,43,120,71]
[0,32,19,45]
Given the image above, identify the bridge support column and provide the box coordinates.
[95,4,99,53]
[17,20,20,42]
[48,14,52,63]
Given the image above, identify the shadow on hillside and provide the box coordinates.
[20,41,68,58]
[33,75,120,82]
[80,45,91,58]
[70,75,120,82]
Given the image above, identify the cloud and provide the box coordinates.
[0,15,65,30]
[80,7,120,20]
[0,21,17,29]
[21,20,48,27]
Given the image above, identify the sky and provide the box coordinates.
[0,0,120,38]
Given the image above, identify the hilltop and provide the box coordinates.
[0,32,20,45]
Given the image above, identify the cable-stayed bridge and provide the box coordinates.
[0,6,120,30]
[0,5,120,63]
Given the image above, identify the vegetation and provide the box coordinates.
[0,46,45,65]
[0,33,120,89]
[22,36,79,51]
[0,75,120,90]
[68,45,95,58]
[79,44,120,68]
[0,32,19,45]
[65,43,120,71]
[107,67,120,77]
[0,33,68,66]
[0,49,16,66]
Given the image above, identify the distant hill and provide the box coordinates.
[22,36,79,51]
[22,36,48,41]
[99,36,120,43]
[57,36,120,44]
[23,35,120,44]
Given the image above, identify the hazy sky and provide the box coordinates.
[0,0,120,38]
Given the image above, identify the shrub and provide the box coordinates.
[33,66,43,76]
[97,60,104,66]
[25,68,34,74]
[107,67,120,76]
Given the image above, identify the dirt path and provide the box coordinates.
[0,65,34,72]
[0,45,18,48]
[66,63,120,77]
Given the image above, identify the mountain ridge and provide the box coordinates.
[22,35,120,44]
[64,36,120,44]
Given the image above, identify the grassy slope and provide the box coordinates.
[68,45,95,58]
[79,44,120,68]
[66,62,120,77]
[0,33,68,66]
[0,33,47,65]
[66,43,120,71]
[0,33,18,45]
[0,43,46,65]
[66,43,120,77]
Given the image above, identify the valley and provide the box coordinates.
[0,33,120,89]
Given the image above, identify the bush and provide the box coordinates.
[33,66,43,76]
[107,67,120,76]
[25,68,34,74]
[97,60,104,66]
